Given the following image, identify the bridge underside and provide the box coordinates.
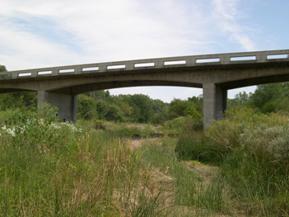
[1,71,289,128]
[51,80,202,95]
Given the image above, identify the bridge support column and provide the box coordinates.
[203,83,227,129]
[37,91,77,122]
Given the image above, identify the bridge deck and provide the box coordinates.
[2,49,289,80]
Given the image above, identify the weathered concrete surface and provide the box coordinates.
[1,49,289,127]
[203,83,227,128]
[37,91,77,122]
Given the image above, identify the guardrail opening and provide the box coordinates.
[164,60,186,66]
[230,56,256,62]
[82,67,99,72]
[38,71,52,75]
[134,63,155,68]
[267,54,288,60]
[59,69,75,73]
[107,65,126,70]
[18,72,32,77]
[196,58,220,64]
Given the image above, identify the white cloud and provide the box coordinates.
[0,0,259,100]
[1,0,212,69]
[0,27,82,69]
[212,0,256,51]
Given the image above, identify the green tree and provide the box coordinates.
[168,99,188,119]
[77,94,97,119]
[228,92,251,109]
[95,100,124,121]
[0,92,36,110]
[150,99,169,124]
[0,65,6,72]
[123,94,154,123]
[168,98,202,121]
[250,83,285,113]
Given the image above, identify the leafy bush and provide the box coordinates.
[0,91,36,110]
[0,108,35,126]
[164,116,202,136]
[176,136,227,164]
[205,119,242,154]
[108,123,160,139]
[37,103,59,122]
[77,94,97,119]
[241,125,289,163]
[202,109,289,216]
[204,108,289,160]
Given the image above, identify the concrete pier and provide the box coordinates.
[38,91,76,122]
[203,83,227,128]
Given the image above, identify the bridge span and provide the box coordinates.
[1,49,289,128]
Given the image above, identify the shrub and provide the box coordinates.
[94,119,106,130]
[164,116,202,136]
[205,108,289,158]
[205,109,289,216]
[176,131,227,164]
[205,119,242,154]
[0,108,35,126]
[108,123,159,139]
[37,103,59,122]
[240,124,289,165]
[77,94,97,120]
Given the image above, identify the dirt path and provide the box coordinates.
[127,137,247,217]
[128,138,161,150]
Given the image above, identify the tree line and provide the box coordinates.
[0,81,289,124]
[0,90,202,124]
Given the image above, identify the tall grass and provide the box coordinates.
[176,107,289,216]
[3,106,289,216]
[139,138,230,216]
[0,111,166,217]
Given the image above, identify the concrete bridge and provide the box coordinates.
[1,49,289,128]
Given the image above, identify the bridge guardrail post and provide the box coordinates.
[256,53,267,62]
[31,71,38,78]
[74,66,82,75]
[98,64,107,73]
[11,72,18,79]
[51,69,58,76]
[222,55,231,64]
[126,62,134,71]
[186,57,195,66]
[154,60,163,68]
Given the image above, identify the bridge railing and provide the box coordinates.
[2,49,289,80]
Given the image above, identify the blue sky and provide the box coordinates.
[0,0,288,102]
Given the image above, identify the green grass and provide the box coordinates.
[0,117,167,217]
[175,109,289,217]
[77,119,163,139]
[0,113,230,217]
[2,107,289,217]
[138,138,229,216]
